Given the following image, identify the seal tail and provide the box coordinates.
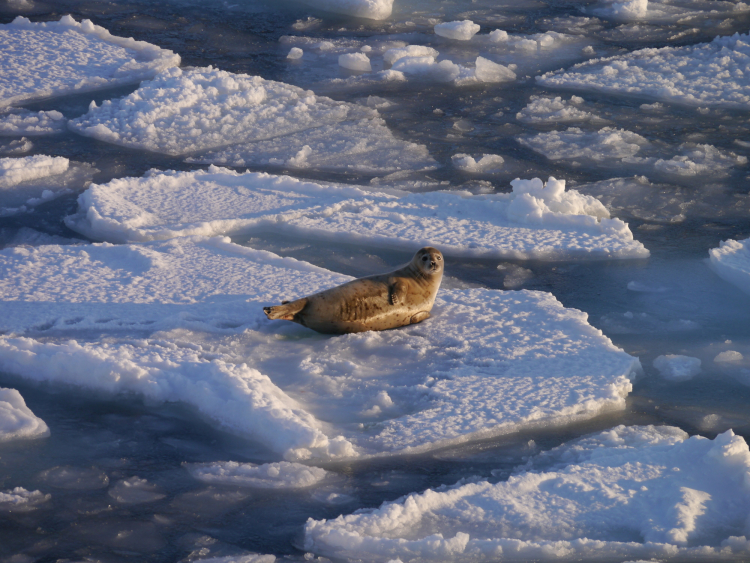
[263,298,308,321]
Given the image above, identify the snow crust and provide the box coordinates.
[434,21,481,41]
[301,0,394,20]
[0,387,49,442]
[0,236,640,460]
[67,167,648,260]
[539,32,750,109]
[0,16,180,108]
[0,109,66,135]
[186,461,328,488]
[305,426,750,561]
[709,238,750,296]
[653,354,701,381]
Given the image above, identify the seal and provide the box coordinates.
[263,247,444,334]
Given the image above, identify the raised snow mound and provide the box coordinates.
[66,167,648,260]
[709,237,750,296]
[0,388,49,442]
[0,16,179,108]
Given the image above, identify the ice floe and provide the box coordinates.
[305,426,750,561]
[516,95,603,123]
[709,238,750,296]
[589,0,750,24]
[0,16,180,108]
[0,236,640,460]
[653,354,701,381]
[69,66,433,173]
[108,477,165,504]
[0,109,66,135]
[451,153,504,173]
[66,167,648,260]
[0,155,96,217]
[0,387,49,442]
[186,461,328,488]
[339,52,372,71]
[302,0,394,19]
[539,32,750,109]
[434,20,481,41]
[0,487,51,512]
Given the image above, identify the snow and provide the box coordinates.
[384,46,439,66]
[451,153,504,173]
[108,477,165,504]
[518,127,648,163]
[0,109,66,135]
[339,52,372,71]
[0,16,180,108]
[196,555,275,563]
[287,47,304,60]
[0,236,640,460]
[434,21,481,41]
[709,238,750,296]
[516,96,601,123]
[653,354,701,381]
[186,461,328,488]
[539,33,750,109]
[0,155,69,188]
[301,0,394,20]
[305,426,750,562]
[715,350,744,363]
[0,487,51,512]
[0,388,49,442]
[66,167,647,260]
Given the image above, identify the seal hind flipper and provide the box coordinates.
[263,298,308,321]
[410,311,430,324]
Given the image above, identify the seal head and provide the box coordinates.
[263,247,443,334]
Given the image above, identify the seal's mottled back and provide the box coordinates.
[263,247,444,334]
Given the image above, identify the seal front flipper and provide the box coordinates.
[410,311,430,324]
[390,280,407,305]
[263,298,308,321]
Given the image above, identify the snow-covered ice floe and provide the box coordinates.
[0,16,180,108]
[653,354,701,381]
[0,236,640,459]
[539,32,750,109]
[709,238,750,296]
[66,167,648,260]
[0,487,51,512]
[0,109,66,136]
[0,387,49,442]
[0,155,96,217]
[305,425,750,561]
[588,0,750,24]
[302,0,394,20]
[516,95,604,124]
[69,66,435,174]
[185,461,328,489]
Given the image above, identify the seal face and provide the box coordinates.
[263,247,444,334]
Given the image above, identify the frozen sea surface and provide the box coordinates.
[0,0,750,561]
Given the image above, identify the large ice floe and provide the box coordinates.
[65,167,648,260]
[302,0,394,20]
[0,155,96,217]
[538,32,750,109]
[588,0,750,24]
[0,387,49,442]
[69,66,435,174]
[709,238,750,296]
[305,425,750,561]
[0,236,640,460]
[0,16,180,108]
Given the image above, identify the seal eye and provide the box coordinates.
[436,256,441,261]
[422,256,428,261]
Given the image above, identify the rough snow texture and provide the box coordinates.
[434,21,481,41]
[0,487,51,512]
[0,237,640,459]
[384,45,439,65]
[519,127,648,162]
[301,0,394,19]
[305,426,750,561]
[653,354,701,381]
[186,461,328,488]
[539,33,750,109]
[0,109,66,135]
[67,167,648,260]
[0,387,49,442]
[0,16,179,108]
[451,153,504,173]
[709,238,750,296]
[0,155,69,188]
[516,96,601,123]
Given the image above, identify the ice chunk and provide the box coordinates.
[301,0,394,20]
[338,53,372,71]
[451,153,504,173]
[518,127,648,162]
[194,555,275,563]
[0,388,49,441]
[653,354,701,381]
[709,238,750,296]
[383,45,439,66]
[653,143,747,177]
[390,56,461,82]
[539,32,750,109]
[186,461,328,488]
[66,167,648,260]
[38,466,109,489]
[0,137,32,155]
[473,56,516,83]
[0,155,68,188]
[434,20,480,41]
[593,0,649,20]
[0,487,50,512]
[0,109,66,135]
[715,350,744,363]
[0,16,179,108]
[108,477,165,504]
[69,66,375,156]
[305,427,750,561]
[287,47,303,59]
[0,237,640,459]
[516,96,602,123]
